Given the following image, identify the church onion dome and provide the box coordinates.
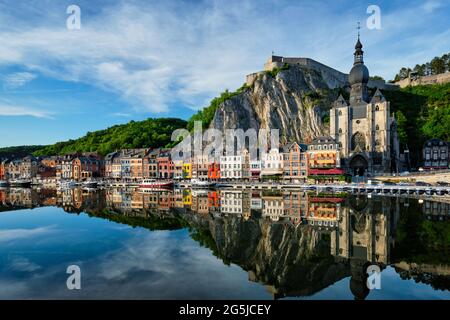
[349,36,369,86]
[349,63,369,85]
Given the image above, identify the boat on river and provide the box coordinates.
[139,179,174,189]
[9,179,31,187]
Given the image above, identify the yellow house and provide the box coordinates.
[182,162,192,179]
[183,189,192,206]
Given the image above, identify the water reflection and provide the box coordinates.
[0,187,449,299]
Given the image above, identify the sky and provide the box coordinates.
[0,0,449,147]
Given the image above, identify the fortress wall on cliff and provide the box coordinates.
[395,72,450,88]
[246,56,398,90]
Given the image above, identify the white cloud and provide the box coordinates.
[0,225,56,242]
[0,104,54,118]
[2,72,36,89]
[0,0,448,114]
[8,257,42,272]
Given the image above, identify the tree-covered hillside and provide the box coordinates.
[382,82,450,165]
[31,118,187,156]
[0,145,44,159]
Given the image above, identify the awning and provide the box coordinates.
[309,168,344,175]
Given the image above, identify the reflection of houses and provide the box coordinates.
[220,191,244,215]
[283,191,309,226]
[182,189,192,207]
[192,192,209,215]
[250,192,262,210]
[158,191,174,211]
[422,200,450,218]
[307,196,342,229]
[262,194,284,221]
[208,191,220,213]
[173,189,184,208]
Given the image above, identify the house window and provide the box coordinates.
[338,128,342,134]
[376,124,380,130]
[375,105,380,111]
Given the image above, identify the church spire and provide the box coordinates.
[348,23,370,104]
[354,22,364,65]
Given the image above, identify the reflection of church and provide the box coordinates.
[330,36,400,175]
[330,196,397,299]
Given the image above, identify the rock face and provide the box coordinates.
[211,65,344,144]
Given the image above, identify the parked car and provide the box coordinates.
[399,171,410,176]
[415,181,431,187]
[418,167,424,172]
[436,181,450,186]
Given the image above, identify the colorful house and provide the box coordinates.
[207,162,220,181]
[282,142,308,182]
[182,161,192,179]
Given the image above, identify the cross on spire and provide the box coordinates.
[357,21,361,39]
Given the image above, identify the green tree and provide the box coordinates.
[430,56,446,75]
[395,110,408,144]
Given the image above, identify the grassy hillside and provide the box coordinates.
[31,117,187,157]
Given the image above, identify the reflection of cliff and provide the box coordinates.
[184,212,350,298]
[394,262,450,291]
[2,188,449,298]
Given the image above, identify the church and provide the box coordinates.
[330,36,400,176]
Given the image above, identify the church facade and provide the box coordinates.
[330,37,400,176]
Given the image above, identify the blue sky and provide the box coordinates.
[0,0,449,147]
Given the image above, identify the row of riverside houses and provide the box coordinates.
[104,136,345,183]
[0,152,104,185]
[0,136,345,184]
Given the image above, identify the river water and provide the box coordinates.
[0,187,449,300]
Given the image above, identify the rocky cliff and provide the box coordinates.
[211,65,345,144]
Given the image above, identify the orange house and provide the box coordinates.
[207,162,220,180]
[72,157,99,181]
[0,161,5,180]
